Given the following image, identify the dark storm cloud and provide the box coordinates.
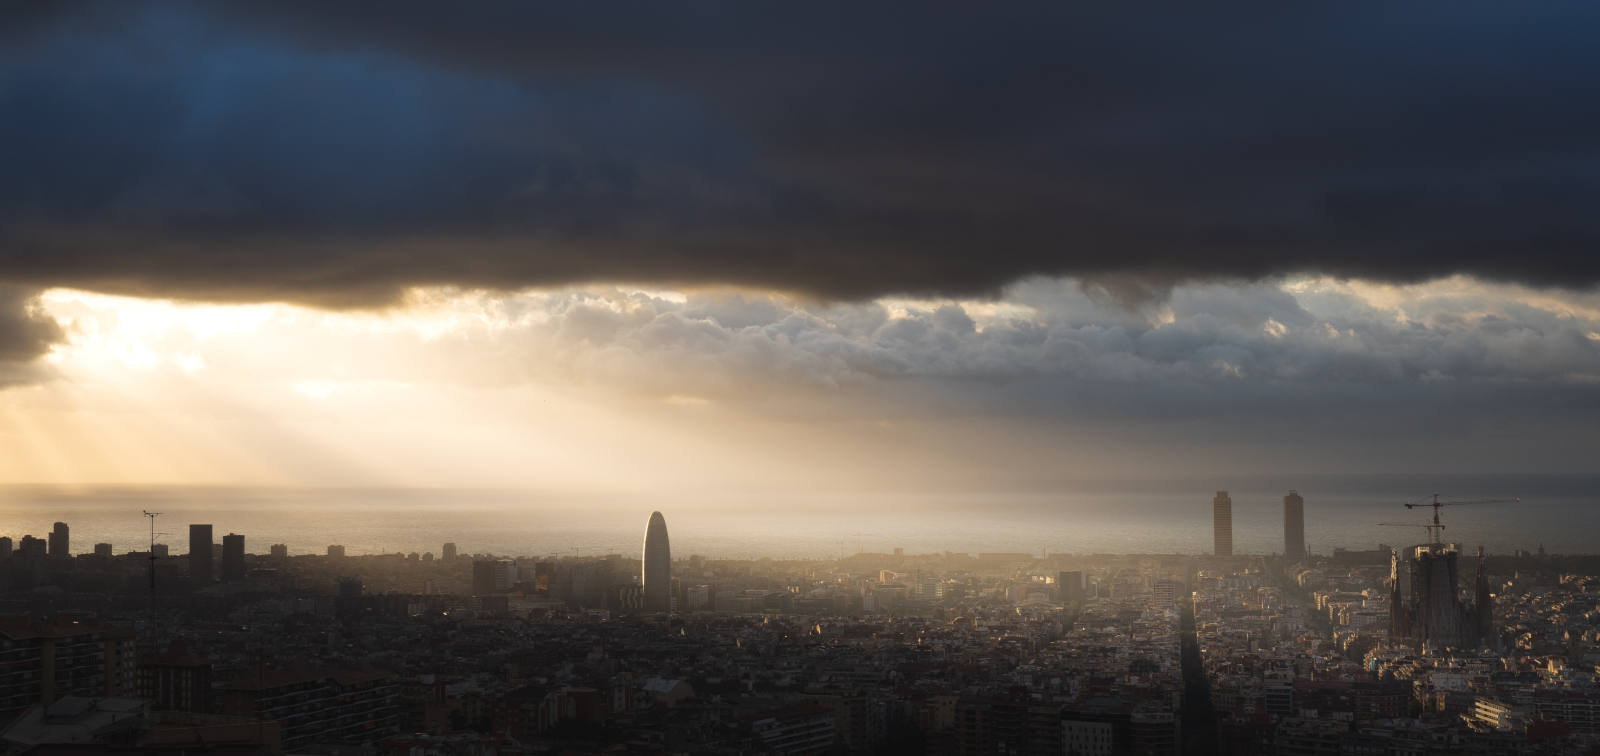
[5,2,1600,305]
[0,286,61,383]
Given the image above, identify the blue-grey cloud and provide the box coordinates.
[2,3,1599,305]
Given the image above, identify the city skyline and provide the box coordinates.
[3,5,1598,752]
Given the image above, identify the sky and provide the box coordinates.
[2,3,1599,492]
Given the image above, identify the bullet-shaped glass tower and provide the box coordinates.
[642,511,671,612]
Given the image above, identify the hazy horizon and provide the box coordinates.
[5,473,1593,561]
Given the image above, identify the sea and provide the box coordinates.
[1,474,1596,560]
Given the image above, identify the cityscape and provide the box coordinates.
[7,3,1600,755]
[2,491,1599,754]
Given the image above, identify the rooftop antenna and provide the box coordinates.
[143,510,162,637]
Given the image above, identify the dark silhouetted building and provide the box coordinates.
[0,617,137,722]
[221,533,245,582]
[93,543,113,559]
[442,542,457,562]
[221,668,399,752]
[1391,543,1494,649]
[473,560,515,595]
[1057,571,1085,604]
[643,511,671,612]
[49,522,69,560]
[138,643,212,713]
[0,537,11,559]
[269,543,288,558]
[1284,490,1306,562]
[19,536,45,559]
[326,544,345,558]
[1213,491,1233,557]
[188,524,213,581]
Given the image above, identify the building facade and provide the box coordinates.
[221,533,245,582]
[642,511,671,612]
[1389,544,1494,649]
[1284,490,1306,562]
[188,524,213,581]
[1213,491,1233,557]
[48,523,69,560]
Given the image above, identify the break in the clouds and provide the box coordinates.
[5,2,1600,310]
[12,276,1598,487]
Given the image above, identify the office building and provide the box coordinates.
[642,511,671,612]
[221,533,245,582]
[49,522,69,560]
[1213,491,1233,557]
[93,543,113,559]
[442,542,457,562]
[269,543,288,558]
[188,525,213,581]
[1057,571,1085,605]
[1284,490,1306,562]
[151,544,168,559]
[472,560,516,594]
[326,544,345,558]
[0,537,10,559]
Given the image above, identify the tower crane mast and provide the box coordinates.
[1401,494,1519,546]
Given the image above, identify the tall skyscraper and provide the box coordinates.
[642,511,671,612]
[221,533,245,582]
[442,542,458,562]
[1284,490,1306,562]
[188,524,213,580]
[0,537,12,559]
[49,522,69,559]
[1213,491,1233,557]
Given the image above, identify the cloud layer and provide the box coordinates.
[3,3,1600,307]
[24,277,1598,481]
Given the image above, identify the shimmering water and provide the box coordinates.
[2,474,1595,560]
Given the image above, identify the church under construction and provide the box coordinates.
[1389,543,1495,650]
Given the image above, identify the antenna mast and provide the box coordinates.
[143,510,161,617]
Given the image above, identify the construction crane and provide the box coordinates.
[1402,494,1519,545]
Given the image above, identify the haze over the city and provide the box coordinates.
[3,3,1598,501]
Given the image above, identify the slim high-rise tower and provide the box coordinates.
[49,522,69,559]
[642,511,671,612]
[1284,490,1306,562]
[221,533,245,582]
[1213,491,1233,556]
[188,524,214,581]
